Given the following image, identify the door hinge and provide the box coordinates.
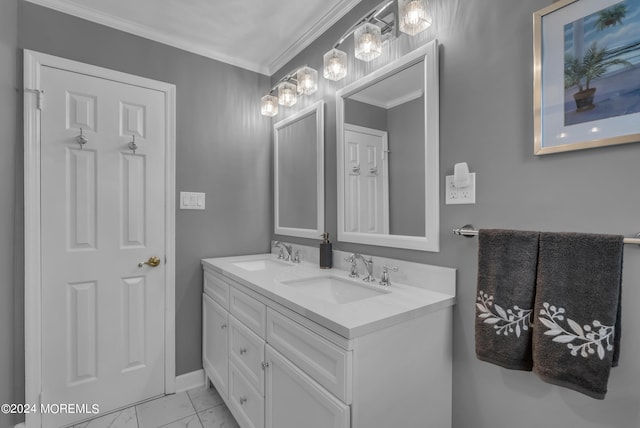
[25,88,45,110]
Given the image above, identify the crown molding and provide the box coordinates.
[24,0,362,77]
[266,0,362,75]
[350,89,424,110]
[23,0,270,74]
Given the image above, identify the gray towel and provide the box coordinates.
[533,232,624,399]
[476,229,540,370]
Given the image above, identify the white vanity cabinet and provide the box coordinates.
[202,292,228,397]
[204,269,268,428]
[202,259,453,428]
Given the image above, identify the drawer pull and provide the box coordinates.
[261,361,270,370]
[239,348,247,355]
[239,396,247,405]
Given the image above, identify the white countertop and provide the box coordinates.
[202,253,456,339]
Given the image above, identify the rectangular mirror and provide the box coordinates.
[274,101,325,239]
[336,41,439,251]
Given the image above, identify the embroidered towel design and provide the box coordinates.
[476,291,532,338]
[475,229,540,371]
[532,232,624,400]
[538,303,615,360]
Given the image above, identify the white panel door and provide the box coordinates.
[343,125,389,234]
[39,65,166,428]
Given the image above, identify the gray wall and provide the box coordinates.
[1,1,18,426]
[387,96,425,236]
[17,0,272,389]
[273,0,640,427]
[344,98,387,130]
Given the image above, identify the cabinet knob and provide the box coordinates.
[261,361,270,370]
[220,323,227,329]
[239,397,247,405]
[239,348,247,355]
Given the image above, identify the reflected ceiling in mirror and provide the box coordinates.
[274,101,325,239]
[336,41,439,251]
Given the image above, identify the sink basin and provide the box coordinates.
[281,276,389,304]
[231,259,291,271]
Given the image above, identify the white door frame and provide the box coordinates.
[23,49,176,428]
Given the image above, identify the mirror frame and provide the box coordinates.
[336,40,439,251]
[274,100,325,239]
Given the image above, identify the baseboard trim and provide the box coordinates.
[175,369,206,393]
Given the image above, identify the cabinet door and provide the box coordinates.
[265,345,350,428]
[203,293,229,397]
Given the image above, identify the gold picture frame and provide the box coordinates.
[533,0,640,155]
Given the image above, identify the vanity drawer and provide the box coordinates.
[229,314,265,395]
[266,308,352,403]
[229,361,265,428]
[204,269,229,309]
[230,287,266,338]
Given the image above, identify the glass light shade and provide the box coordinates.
[277,82,297,106]
[323,48,347,81]
[296,66,318,95]
[354,22,382,62]
[261,94,278,117]
[399,0,432,36]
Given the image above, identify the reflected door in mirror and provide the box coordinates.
[344,125,389,234]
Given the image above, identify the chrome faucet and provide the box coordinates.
[379,265,399,287]
[345,254,359,278]
[273,241,293,261]
[353,254,375,282]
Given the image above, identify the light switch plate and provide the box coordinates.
[445,173,476,205]
[180,192,206,210]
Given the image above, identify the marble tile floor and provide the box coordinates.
[73,386,240,428]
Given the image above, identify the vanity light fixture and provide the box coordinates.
[261,94,279,117]
[296,66,318,95]
[323,48,348,81]
[398,0,432,35]
[260,65,318,116]
[277,81,298,106]
[321,0,432,81]
[354,22,383,61]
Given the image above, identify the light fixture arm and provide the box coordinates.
[267,64,309,95]
[332,0,397,48]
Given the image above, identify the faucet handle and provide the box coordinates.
[380,265,399,287]
[292,250,301,263]
[345,254,359,278]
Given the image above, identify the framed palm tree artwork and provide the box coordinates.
[534,0,640,154]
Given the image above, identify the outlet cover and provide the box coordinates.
[445,173,476,205]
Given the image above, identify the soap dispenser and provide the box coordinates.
[319,232,332,269]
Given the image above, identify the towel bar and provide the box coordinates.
[452,225,640,246]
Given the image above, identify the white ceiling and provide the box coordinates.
[349,61,424,109]
[24,0,362,76]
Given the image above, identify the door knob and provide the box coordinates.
[138,256,161,268]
